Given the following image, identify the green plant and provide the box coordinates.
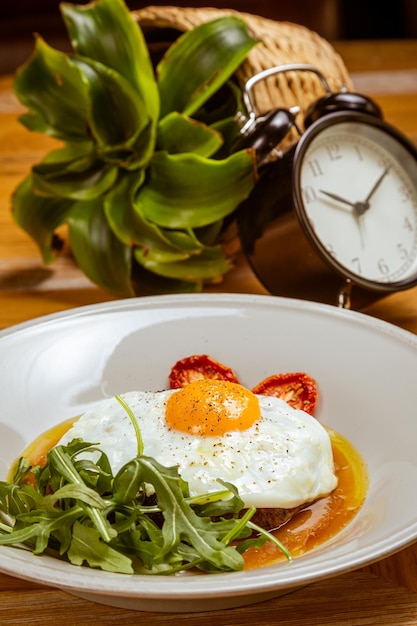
[11,0,258,296]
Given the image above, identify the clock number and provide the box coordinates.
[307,159,324,177]
[325,244,337,258]
[378,258,389,275]
[302,186,317,204]
[326,143,342,161]
[352,257,362,274]
[403,216,414,231]
[399,184,411,203]
[397,243,410,261]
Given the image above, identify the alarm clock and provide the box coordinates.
[236,64,417,309]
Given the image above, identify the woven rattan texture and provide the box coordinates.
[133,5,353,119]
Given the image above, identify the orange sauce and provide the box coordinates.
[7,417,77,482]
[243,429,368,569]
[8,421,368,570]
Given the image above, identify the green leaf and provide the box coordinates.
[14,36,90,141]
[158,228,204,253]
[131,264,203,295]
[67,521,134,573]
[0,440,291,573]
[0,483,32,518]
[103,174,171,256]
[48,446,115,542]
[11,457,32,486]
[193,80,244,127]
[105,172,194,264]
[11,1,259,296]
[32,158,118,201]
[113,459,143,505]
[137,457,245,571]
[121,525,164,570]
[16,112,70,138]
[75,453,113,495]
[67,197,135,297]
[11,175,74,263]
[41,140,96,170]
[192,481,245,519]
[210,116,246,159]
[157,112,223,157]
[45,483,107,509]
[194,220,224,246]
[30,137,116,201]
[1,505,84,555]
[70,56,152,156]
[157,17,258,118]
[135,244,231,282]
[61,0,159,123]
[136,150,256,228]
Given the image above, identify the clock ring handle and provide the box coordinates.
[239,63,334,133]
[232,106,301,166]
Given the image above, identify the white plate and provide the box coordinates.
[1,293,417,612]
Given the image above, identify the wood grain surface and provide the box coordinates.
[1,38,417,624]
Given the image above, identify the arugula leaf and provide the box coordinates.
[0,436,292,574]
[2,505,83,554]
[68,521,134,573]
[48,446,116,543]
[131,456,245,571]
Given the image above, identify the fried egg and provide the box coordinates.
[58,379,337,509]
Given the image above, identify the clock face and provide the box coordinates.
[293,113,417,289]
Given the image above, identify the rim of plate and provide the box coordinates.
[1,293,417,600]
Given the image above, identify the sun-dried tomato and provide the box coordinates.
[252,372,318,415]
[169,354,240,389]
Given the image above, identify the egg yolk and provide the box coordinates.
[165,379,261,436]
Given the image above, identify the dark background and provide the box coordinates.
[1,0,417,75]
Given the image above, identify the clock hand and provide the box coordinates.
[364,164,392,204]
[319,190,356,209]
[320,189,365,248]
[353,165,392,217]
[353,212,365,249]
[321,166,392,217]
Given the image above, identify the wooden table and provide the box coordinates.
[2,38,417,624]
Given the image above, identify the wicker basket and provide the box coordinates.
[133,5,352,127]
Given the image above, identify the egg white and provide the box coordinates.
[58,389,337,509]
